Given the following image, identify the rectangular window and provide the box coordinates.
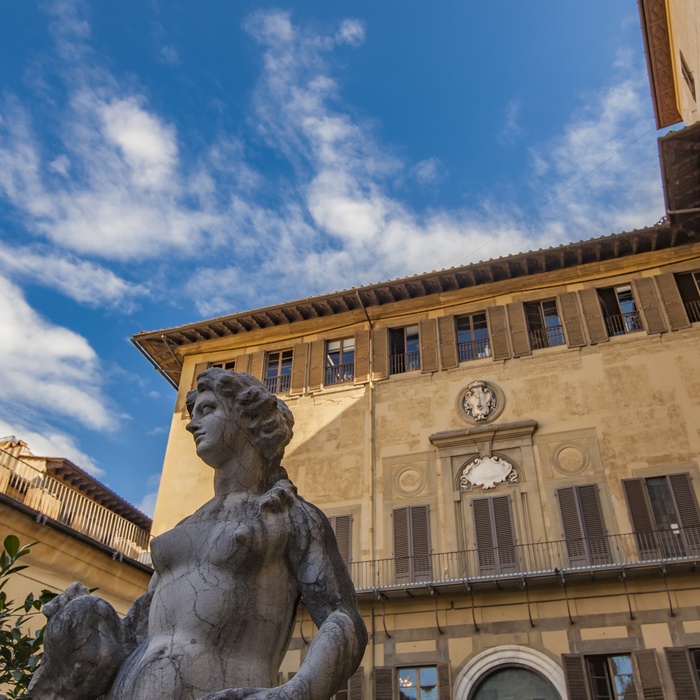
[597,285,643,336]
[210,360,236,370]
[472,495,518,576]
[398,666,438,700]
[557,485,610,567]
[393,505,431,583]
[675,271,700,323]
[524,300,565,349]
[325,338,355,385]
[586,655,638,700]
[265,349,293,394]
[389,326,420,375]
[455,313,491,362]
[623,474,700,560]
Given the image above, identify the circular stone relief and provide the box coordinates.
[552,443,589,475]
[457,380,505,424]
[396,467,427,496]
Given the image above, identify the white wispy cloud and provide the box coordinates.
[137,472,162,517]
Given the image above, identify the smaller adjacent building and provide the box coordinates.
[0,438,152,621]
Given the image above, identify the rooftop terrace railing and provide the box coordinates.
[346,528,700,593]
[0,449,151,566]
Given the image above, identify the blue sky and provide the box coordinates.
[0,0,669,515]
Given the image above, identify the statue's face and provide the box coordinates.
[186,390,241,468]
[464,385,493,420]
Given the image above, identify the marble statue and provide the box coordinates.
[29,369,367,700]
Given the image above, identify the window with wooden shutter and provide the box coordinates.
[523,299,566,349]
[234,354,250,373]
[329,515,352,566]
[389,326,421,375]
[419,319,438,373]
[632,278,668,334]
[290,343,308,394]
[437,316,459,369]
[373,667,394,700]
[348,667,363,700]
[557,485,610,567]
[656,273,691,330]
[354,330,370,384]
[675,271,700,323]
[372,328,389,380]
[579,288,609,344]
[485,306,511,360]
[472,495,518,576]
[665,648,700,699]
[308,339,325,392]
[558,291,587,348]
[396,667,439,700]
[191,361,210,389]
[507,302,532,356]
[562,654,591,700]
[325,338,355,385]
[455,313,491,362]
[624,474,700,560]
[393,505,432,584]
[248,351,265,380]
[436,662,451,700]
[632,649,664,699]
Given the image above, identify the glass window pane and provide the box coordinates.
[328,340,341,352]
[472,667,559,700]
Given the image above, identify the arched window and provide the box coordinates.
[469,666,559,700]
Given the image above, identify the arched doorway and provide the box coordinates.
[453,646,566,700]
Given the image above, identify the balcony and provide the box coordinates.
[685,300,700,323]
[325,362,354,386]
[389,350,421,375]
[265,373,291,394]
[458,339,491,362]
[529,325,565,350]
[605,311,643,336]
[0,449,151,565]
[345,528,700,597]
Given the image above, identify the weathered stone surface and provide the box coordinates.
[30,370,367,700]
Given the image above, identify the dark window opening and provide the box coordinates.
[524,300,565,349]
[598,286,643,336]
[265,349,293,394]
[390,326,420,374]
[325,338,355,385]
[675,271,700,323]
[455,313,491,361]
[211,360,236,370]
[586,655,638,700]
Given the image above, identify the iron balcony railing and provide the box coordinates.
[605,311,643,336]
[0,449,151,565]
[685,300,700,323]
[529,325,565,350]
[389,350,421,375]
[325,362,355,386]
[265,373,292,394]
[458,339,491,362]
[345,527,700,592]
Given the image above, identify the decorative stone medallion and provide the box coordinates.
[459,456,518,491]
[396,466,427,497]
[458,380,503,424]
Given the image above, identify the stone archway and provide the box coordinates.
[453,646,566,700]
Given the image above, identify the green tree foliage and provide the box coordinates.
[0,536,56,700]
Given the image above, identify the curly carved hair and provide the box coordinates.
[186,368,294,483]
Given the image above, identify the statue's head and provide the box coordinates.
[463,380,496,421]
[186,368,294,478]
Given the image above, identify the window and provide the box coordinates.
[455,313,491,361]
[211,360,236,370]
[325,338,355,385]
[328,514,352,566]
[597,286,643,336]
[586,655,638,700]
[675,271,700,322]
[471,667,559,700]
[398,666,437,700]
[524,300,565,349]
[389,326,420,375]
[623,474,700,560]
[265,349,293,394]
[473,495,518,576]
[665,647,700,698]
[557,485,610,567]
[393,505,431,583]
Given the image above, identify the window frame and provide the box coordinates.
[389,326,421,375]
[397,666,438,700]
[455,313,491,362]
[524,300,566,349]
[264,349,293,394]
[325,337,355,386]
[597,285,643,336]
[675,271,700,323]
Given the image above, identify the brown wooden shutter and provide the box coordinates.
[308,339,325,391]
[373,667,394,700]
[474,496,517,575]
[191,361,210,389]
[354,330,370,384]
[349,667,364,700]
[277,672,284,686]
[577,484,610,565]
[562,654,591,700]
[393,507,411,583]
[410,504,432,581]
[507,302,531,357]
[290,343,308,394]
[437,316,459,370]
[248,351,265,380]
[486,306,511,360]
[331,515,352,566]
[656,273,691,330]
[669,473,700,556]
[665,648,700,699]
[419,319,438,373]
[557,487,587,566]
[558,292,587,347]
[623,479,660,560]
[632,278,668,334]
[372,328,389,380]
[437,662,451,700]
[473,497,496,575]
[234,354,250,373]
[632,649,665,699]
[492,495,518,572]
[580,288,609,344]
